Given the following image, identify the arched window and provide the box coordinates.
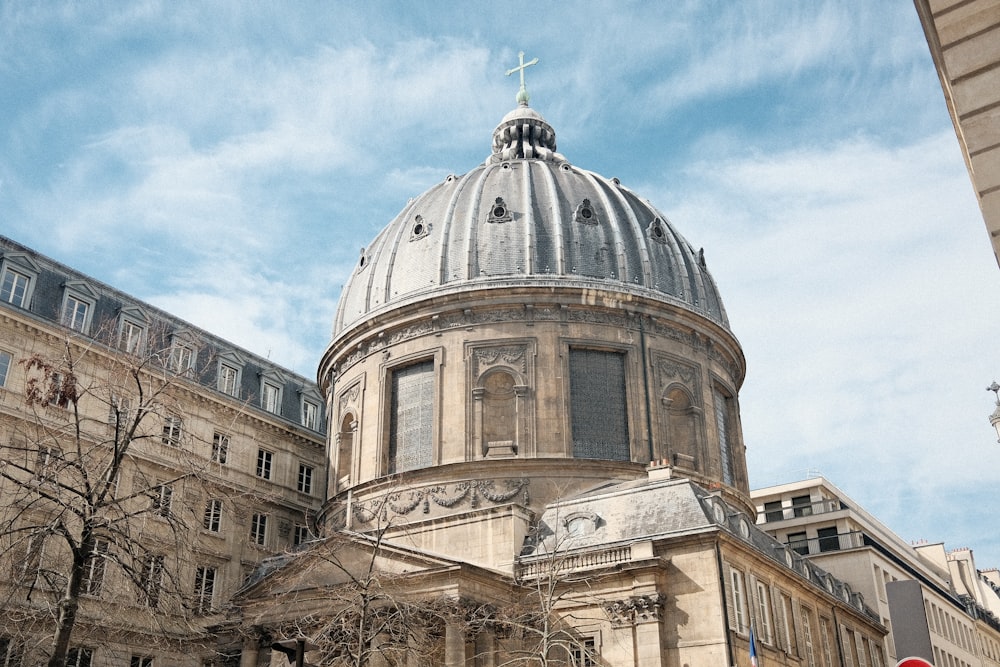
[337,413,356,486]
[482,370,517,455]
[665,386,699,469]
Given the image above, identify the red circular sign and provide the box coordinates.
[896,659,933,667]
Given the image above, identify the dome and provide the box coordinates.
[333,103,729,340]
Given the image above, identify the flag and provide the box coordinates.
[749,625,759,667]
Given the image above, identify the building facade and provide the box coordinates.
[0,237,326,666]
[752,477,1000,667]
[233,97,887,666]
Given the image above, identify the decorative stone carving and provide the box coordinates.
[351,479,530,525]
[471,345,527,376]
[604,593,666,627]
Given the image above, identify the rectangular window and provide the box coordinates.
[203,499,222,533]
[211,432,229,464]
[297,463,313,494]
[293,524,310,547]
[788,531,809,555]
[139,554,164,607]
[108,395,131,432]
[388,359,435,473]
[161,415,182,446]
[130,657,153,667]
[194,565,216,614]
[569,349,630,461]
[781,593,797,655]
[570,637,596,666]
[250,513,267,546]
[763,500,783,522]
[262,381,281,414]
[171,343,193,374]
[792,494,813,517]
[22,534,44,579]
[727,566,749,635]
[219,363,240,397]
[0,350,11,388]
[34,446,60,481]
[0,268,30,307]
[120,320,145,355]
[801,606,817,667]
[713,387,734,484]
[0,636,24,667]
[67,648,93,667]
[81,540,109,596]
[61,295,90,332]
[152,484,173,517]
[820,617,835,667]
[755,580,774,645]
[302,400,319,430]
[256,449,273,480]
[817,526,840,552]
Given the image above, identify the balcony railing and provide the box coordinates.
[786,530,866,557]
[758,498,842,523]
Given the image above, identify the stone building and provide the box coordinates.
[235,92,887,666]
[752,477,1000,667]
[0,236,326,666]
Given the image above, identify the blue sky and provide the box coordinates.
[3,2,999,567]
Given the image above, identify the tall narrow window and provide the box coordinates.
[293,524,310,547]
[61,295,90,332]
[297,463,313,494]
[120,320,145,355]
[161,415,182,446]
[569,637,596,666]
[170,343,193,375]
[817,526,840,552]
[302,399,319,430]
[211,432,229,464]
[0,350,11,387]
[388,360,434,474]
[756,580,774,645]
[81,540,109,596]
[152,484,173,517]
[801,606,817,667]
[139,554,164,608]
[0,267,30,307]
[130,656,154,667]
[250,513,267,546]
[256,449,273,480]
[713,387,735,484]
[203,499,222,533]
[726,566,749,635]
[219,363,240,397]
[262,381,281,414]
[194,566,216,614]
[67,648,94,667]
[569,349,629,461]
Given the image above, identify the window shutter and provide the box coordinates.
[723,562,736,631]
[854,632,868,667]
[771,585,787,652]
[840,626,854,667]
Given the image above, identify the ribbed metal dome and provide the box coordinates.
[333,104,729,338]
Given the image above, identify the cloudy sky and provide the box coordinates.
[3,2,999,567]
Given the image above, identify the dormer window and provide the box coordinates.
[118,308,148,356]
[262,380,281,415]
[219,362,240,397]
[59,282,99,334]
[0,252,40,309]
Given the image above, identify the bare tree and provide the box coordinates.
[0,326,239,665]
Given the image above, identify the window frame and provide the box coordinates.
[59,281,99,334]
[81,539,109,596]
[203,498,223,533]
[728,566,749,635]
[256,448,273,480]
[67,647,94,667]
[301,397,320,431]
[297,463,313,495]
[139,553,164,608]
[194,565,217,614]
[169,337,195,375]
[161,415,182,446]
[211,432,229,464]
[261,380,282,415]
[152,483,173,518]
[249,513,268,546]
[0,349,12,389]
[0,253,39,309]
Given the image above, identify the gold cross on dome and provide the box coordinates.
[506,51,538,103]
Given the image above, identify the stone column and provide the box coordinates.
[445,620,467,666]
